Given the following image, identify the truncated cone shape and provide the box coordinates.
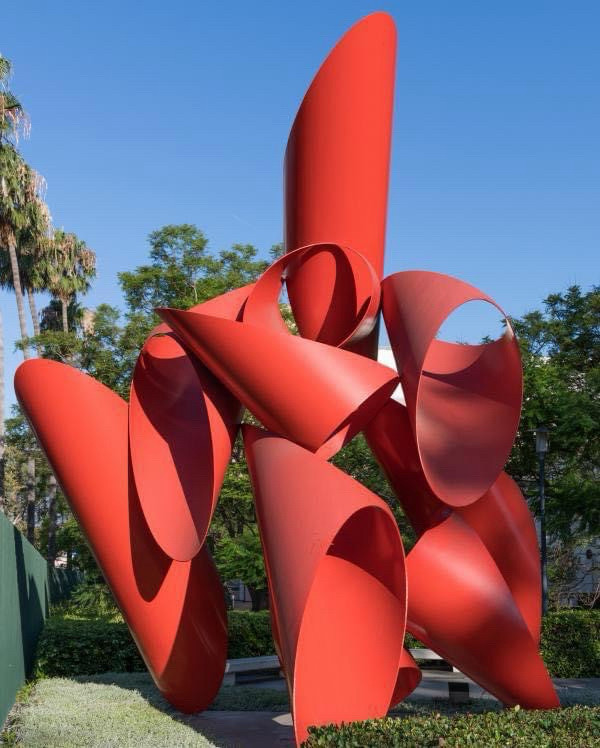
[129,286,251,561]
[15,359,227,712]
[382,270,523,506]
[456,472,542,645]
[157,308,399,458]
[243,426,409,744]
[365,399,556,707]
[406,513,558,709]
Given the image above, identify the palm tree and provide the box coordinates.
[1,54,35,355]
[0,194,51,348]
[1,55,42,542]
[43,229,96,333]
[0,55,29,144]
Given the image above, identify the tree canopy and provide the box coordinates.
[507,285,599,540]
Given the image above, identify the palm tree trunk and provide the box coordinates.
[7,233,37,542]
[61,297,69,334]
[47,473,58,566]
[0,309,4,509]
[8,232,30,359]
[26,456,36,544]
[27,287,41,356]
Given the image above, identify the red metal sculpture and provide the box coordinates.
[14,10,559,747]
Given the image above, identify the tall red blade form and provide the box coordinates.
[157,307,399,458]
[284,12,396,357]
[243,426,410,744]
[365,399,557,707]
[129,287,250,561]
[15,360,227,712]
[382,270,523,506]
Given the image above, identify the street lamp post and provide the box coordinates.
[535,426,549,615]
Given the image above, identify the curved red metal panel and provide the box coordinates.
[365,398,556,707]
[284,12,396,278]
[130,333,241,561]
[382,270,523,506]
[156,306,399,458]
[129,286,251,561]
[15,359,227,712]
[243,425,408,744]
[284,13,395,360]
[457,472,542,644]
[243,243,380,348]
[406,513,558,709]
[390,648,422,708]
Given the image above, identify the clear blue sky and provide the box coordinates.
[2,0,599,407]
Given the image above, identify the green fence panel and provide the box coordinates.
[0,511,80,727]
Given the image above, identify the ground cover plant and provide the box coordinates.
[3,672,599,748]
[303,705,600,747]
[2,676,216,747]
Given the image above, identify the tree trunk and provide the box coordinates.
[61,297,69,334]
[8,232,30,359]
[27,287,42,357]
[248,585,269,611]
[0,309,4,509]
[26,456,36,544]
[8,233,37,543]
[47,473,58,565]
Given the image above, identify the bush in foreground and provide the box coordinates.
[541,610,600,678]
[303,705,600,747]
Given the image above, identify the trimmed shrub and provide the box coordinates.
[303,706,600,747]
[36,610,275,677]
[226,610,274,659]
[36,607,600,679]
[541,610,600,677]
[35,618,145,677]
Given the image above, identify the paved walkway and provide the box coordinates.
[189,677,600,748]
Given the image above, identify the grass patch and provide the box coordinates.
[71,671,290,712]
[4,676,216,747]
[4,670,599,746]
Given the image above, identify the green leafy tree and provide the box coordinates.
[118,224,269,351]
[507,285,599,540]
[2,406,54,544]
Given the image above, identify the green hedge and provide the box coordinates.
[35,618,145,677]
[227,610,274,659]
[303,706,600,747]
[541,610,600,678]
[36,607,600,680]
[36,610,275,677]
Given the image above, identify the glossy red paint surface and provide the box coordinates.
[284,12,395,278]
[365,399,557,708]
[243,426,408,744]
[156,306,399,459]
[130,333,241,561]
[129,288,249,562]
[243,243,380,348]
[13,11,559,745]
[15,360,227,712]
[382,270,523,506]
